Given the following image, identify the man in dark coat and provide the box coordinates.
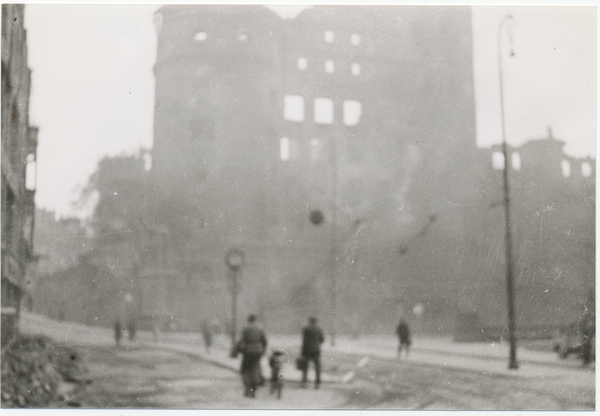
[301,316,325,389]
[396,318,411,358]
[237,314,268,397]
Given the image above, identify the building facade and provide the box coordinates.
[1,4,38,345]
[149,5,594,338]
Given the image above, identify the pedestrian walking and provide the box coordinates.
[235,314,268,398]
[396,318,411,358]
[114,320,123,347]
[300,316,325,389]
[201,320,213,354]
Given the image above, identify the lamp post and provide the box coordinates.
[330,131,338,347]
[226,248,244,348]
[498,14,519,370]
[308,131,338,347]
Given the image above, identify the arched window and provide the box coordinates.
[325,60,334,73]
[343,100,362,126]
[561,160,571,178]
[280,137,290,161]
[298,57,307,70]
[310,138,321,161]
[511,152,521,171]
[283,95,304,122]
[314,98,334,124]
[581,162,592,178]
[492,152,505,170]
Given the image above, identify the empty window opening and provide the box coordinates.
[351,34,361,45]
[25,153,36,191]
[194,32,207,41]
[238,34,248,41]
[351,63,361,76]
[298,57,307,70]
[143,153,152,172]
[325,30,334,43]
[343,100,362,126]
[280,137,290,161]
[325,60,334,73]
[310,138,321,161]
[511,152,521,171]
[283,95,304,122]
[314,98,334,124]
[492,152,505,170]
[582,162,592,178]
[561,160,571,178]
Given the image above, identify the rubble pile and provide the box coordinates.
[1,334,89,408]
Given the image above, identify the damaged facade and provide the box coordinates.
[1,4,38,345]
[147,5,595,338]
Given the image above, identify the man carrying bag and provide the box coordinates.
[300,316,324,389]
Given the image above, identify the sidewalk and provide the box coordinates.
[152,332,595,382]
[19,312,594,384]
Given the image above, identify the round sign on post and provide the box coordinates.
[226,248,244,348]
[226,248,244,271]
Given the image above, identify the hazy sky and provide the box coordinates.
[23,3,597,218]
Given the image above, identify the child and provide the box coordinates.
[269,349,285,399]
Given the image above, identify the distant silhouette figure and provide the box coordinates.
[114,320,123,347]
[396,318,411,358]
[202,320,213,354]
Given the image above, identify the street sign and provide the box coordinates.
[225,248,244,271]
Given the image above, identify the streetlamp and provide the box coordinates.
[308,121,339,348]
[498,14,519,370]
[226,248,244,349]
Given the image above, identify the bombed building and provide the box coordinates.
[146,5,594,338]
[1,4,38,345]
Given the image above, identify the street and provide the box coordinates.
[19,312,595,410]
[66,343,349,409]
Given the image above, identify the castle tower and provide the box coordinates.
[150,5,480,333]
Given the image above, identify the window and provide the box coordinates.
[25,153,36,190]
[582,162,592,178]
[280,137,290,161]
[143,153,152,172]
[314,98,334,124]
[325,60,334,73]
[561,160,571,178]
[351,63,360,76]
[343,100,362,126]
[511,152,521,171]
[351,34,360,45]
[492,152,505,170]
[283,95,304,122]
[194,32,207,41]
[325,31,334,43]
[298,57,307,70]
[310,138,321,161]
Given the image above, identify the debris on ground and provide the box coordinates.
[1,334,91,408]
